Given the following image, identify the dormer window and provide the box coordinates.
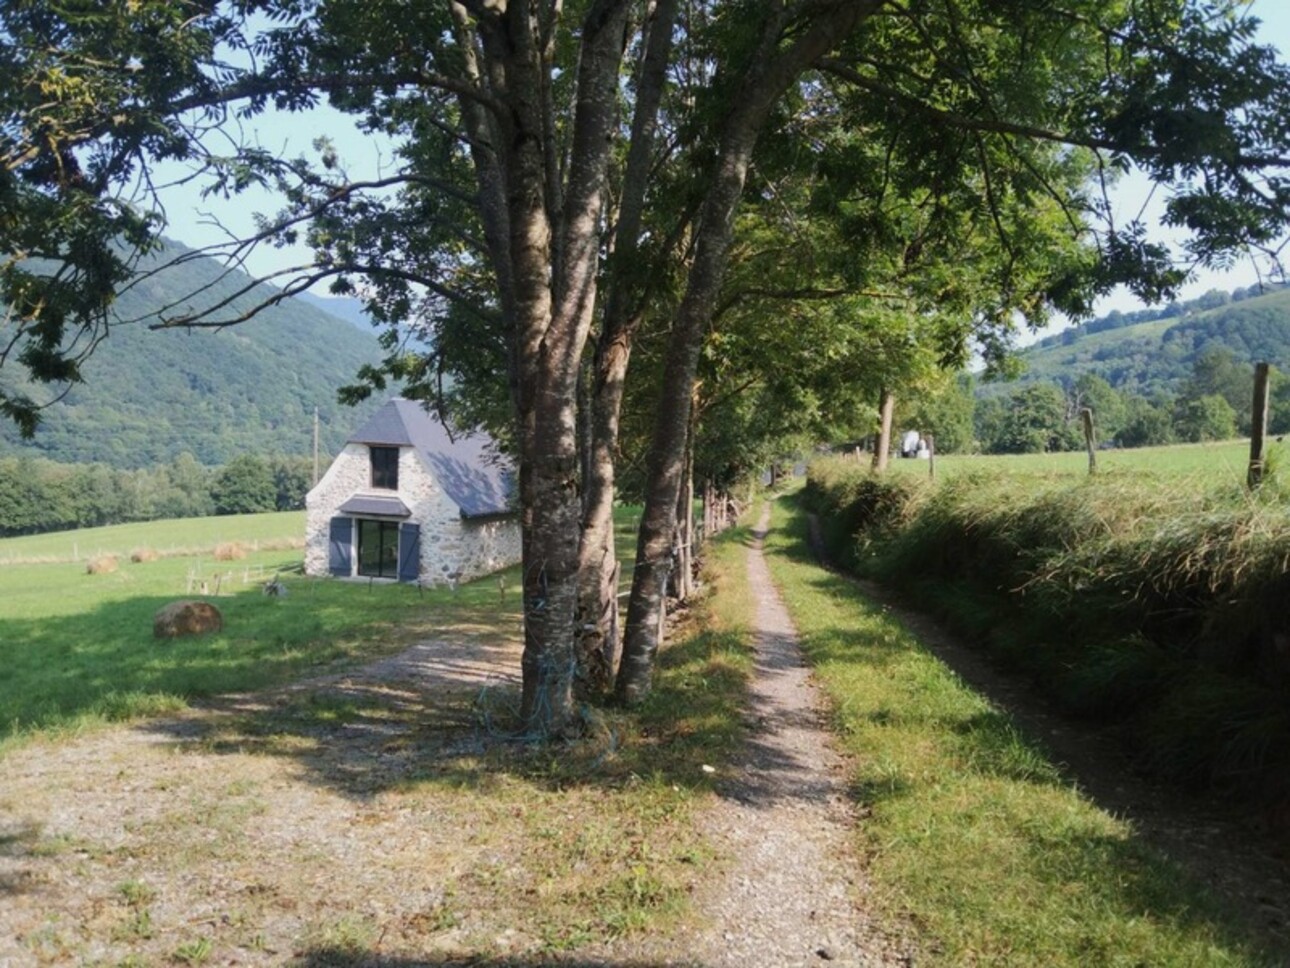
[370,446,399,490]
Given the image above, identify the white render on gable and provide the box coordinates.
[305,440,521,586]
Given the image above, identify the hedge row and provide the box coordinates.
[802,457,1290,803]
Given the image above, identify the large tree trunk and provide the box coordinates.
[574,0,679,697]
[468,0,630,735]
[616,2,873,704]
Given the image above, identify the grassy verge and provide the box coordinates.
[762,495,1282,966]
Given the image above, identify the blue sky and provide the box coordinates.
[153,1,1290,329]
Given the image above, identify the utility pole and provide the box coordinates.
[313,406,320,486]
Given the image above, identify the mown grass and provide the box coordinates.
[0,511,528,749]
[0,504,661,755]
[884,436,1273,484]
[0,510,306,563]
[0,555,526,750]
[762,496,1284,966]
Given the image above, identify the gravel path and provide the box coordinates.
[679,507,908,967]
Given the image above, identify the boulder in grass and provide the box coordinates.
[154,600,223,639]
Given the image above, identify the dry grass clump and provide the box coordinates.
[130,547,160,563]
[212,541,247,561]
[86,554,119,575]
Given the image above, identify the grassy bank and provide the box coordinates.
[762,496,1283,965]
[802,456,1290,804]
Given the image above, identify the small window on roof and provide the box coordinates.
[370,446,399,490]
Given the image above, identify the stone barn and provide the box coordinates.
[304,399,520,584]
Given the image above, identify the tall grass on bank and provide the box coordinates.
[763,497,1283,965]
[802,457,1290,803]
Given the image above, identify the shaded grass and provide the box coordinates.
[762,496,1284,966]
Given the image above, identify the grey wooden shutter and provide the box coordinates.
[397,522,421,583]
[328,517,353,576]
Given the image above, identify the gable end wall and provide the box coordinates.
[305,443,520,584]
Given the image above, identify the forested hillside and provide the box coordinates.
[958,284,1290,454]
[0,241,388,468]
[1013,285,1290,397]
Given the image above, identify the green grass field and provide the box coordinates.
[0,511,528,748]
[0,507,652,750]
[880,437,1283,486]
[0,510,307,563]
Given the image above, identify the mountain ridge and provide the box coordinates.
[0,241,391,468]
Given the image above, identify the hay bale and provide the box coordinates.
[86,554,118,575]
[130,547,160,563]
[153,600,223,639]
[213,541,246,561]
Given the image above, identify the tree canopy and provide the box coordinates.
[5,0,1290,734]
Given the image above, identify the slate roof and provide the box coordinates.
[349,399,515,518]
[338,494,411,518]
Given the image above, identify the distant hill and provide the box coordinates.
[294,291,374,334]
[0,241,392,468]
[1001,285,1290,397]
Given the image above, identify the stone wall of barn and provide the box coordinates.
[436,515,523,584]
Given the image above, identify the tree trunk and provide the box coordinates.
[471,0,630,736]
[517,395,583,735]
[575,329,632,695]
[681,443,695,597]
[873,387,894,473]
[672,428,695,602]
[574,0,679,697]
[616,1,873,704]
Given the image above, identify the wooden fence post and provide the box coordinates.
[927,434,936,481]
[1081,407,1097,475]
[1249,361,1271,490]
